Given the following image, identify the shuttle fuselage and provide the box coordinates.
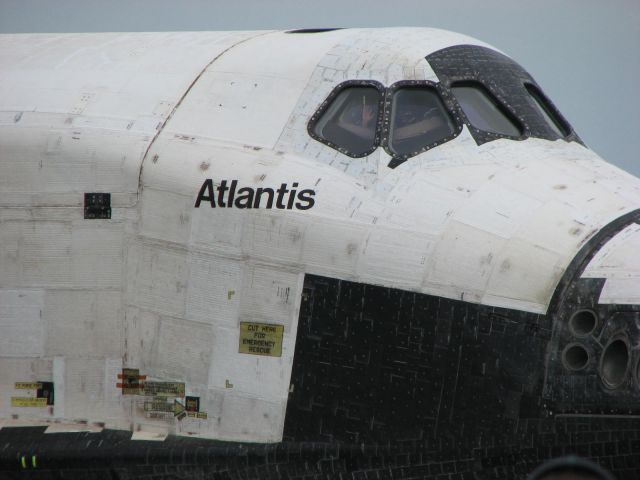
[1,28,639,479]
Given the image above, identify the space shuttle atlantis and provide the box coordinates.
[1,27,639,479]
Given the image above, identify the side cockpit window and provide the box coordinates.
[525,83,571,138]
[389,87,456,156]
[427,45,580,146]
[451,82,522,138]
[310,85,382,157]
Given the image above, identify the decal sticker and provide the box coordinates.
[11,397,48,407]
[117,368,146,395]
[183,398,208,419]
[194,179,315,210]
[142,381,185,398]
[116,369,192,421]
[12,381,54,406]
[142,398,186,420]
[185,396,200,412]
[143,399,175,413]
[239,322,284,357]
[146,412,172,420]
[187,412,208,419]
[14,382,42,390]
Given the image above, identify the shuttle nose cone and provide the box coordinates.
[582,220,640,389]
[544,210,640,412]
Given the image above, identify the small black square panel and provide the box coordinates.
[37,381,55,406]
[185,396,200,412]
[84,193,111,219]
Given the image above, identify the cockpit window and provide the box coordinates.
[388,87,456,156]
[451,82,523,137]
[427,45,581,146]
[311,85,382,157]
[525,83,570,138]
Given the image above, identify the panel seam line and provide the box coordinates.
[135,30,275,198]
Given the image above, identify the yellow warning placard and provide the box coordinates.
[187,411,208,419]
[14,382,42,390]
[239,322,283,357]
[11,397,47,407]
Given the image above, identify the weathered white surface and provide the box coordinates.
[583,224,640,304]
[0,31,261,206]
[1,28,640,442]
[166,30,346,149]
[0,290,44,357]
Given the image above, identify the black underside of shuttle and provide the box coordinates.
[3,211,640,480]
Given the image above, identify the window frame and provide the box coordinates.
[382,80,462,166]
[307,80,386,158]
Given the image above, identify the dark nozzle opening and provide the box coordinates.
[600,338,629,388]
[562,344,589,371]
[569,309,597,336]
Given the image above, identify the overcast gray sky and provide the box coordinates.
[1,0,638,175]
